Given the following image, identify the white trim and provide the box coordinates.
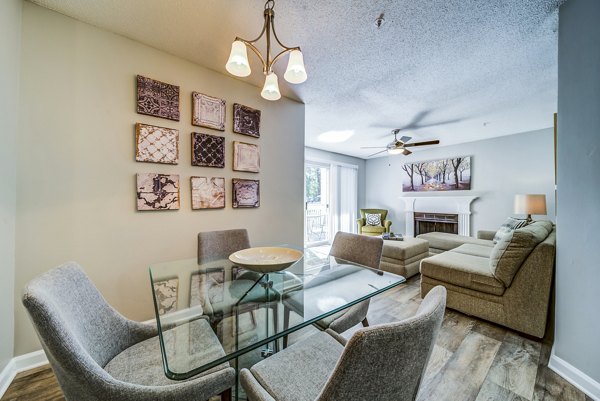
[0,350,49,398]
[305,157,359,170]
[549,347,600,400]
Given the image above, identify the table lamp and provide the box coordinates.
[514,194,547,222]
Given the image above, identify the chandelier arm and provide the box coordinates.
[269,13,298,51]
[270,47,300,69]
[238,39,268,73]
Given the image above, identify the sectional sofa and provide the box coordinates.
[417,221,556,338]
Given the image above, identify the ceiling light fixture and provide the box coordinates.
[225,0,307,101]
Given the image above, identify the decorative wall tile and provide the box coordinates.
[192,133,225,168]
[136,75,180,121]
[191,177,225,209]
[192,92,226,131]
[136,173,180,210]
[233,103,261,138]
[135,123,179,164]
[233,141,260,173]
[153,277,179,315]
[232,178,260,208]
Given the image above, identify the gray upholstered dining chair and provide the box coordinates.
[198,228,250,263]
[22,262,235,401]
[282,232,383,347]
[241,286,447,401]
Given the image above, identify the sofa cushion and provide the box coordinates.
[361,225,385,234]
[450,244,493,258]
[420,252,505,296]
[417,232,494,252]
[490,220,553,287]
[493,217,529,243]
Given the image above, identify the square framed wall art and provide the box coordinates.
[191,176,225,209]
[192,132,225,168]
[233,141,260,173]
[136,75,180,121]
[232,178,260,208]
[192,92,226,131]
[233,103,261,138]
[136,173,180,211]
[135,123,179,164]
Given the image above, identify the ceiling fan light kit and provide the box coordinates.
[225,0,307,101]
[362,129,440,158]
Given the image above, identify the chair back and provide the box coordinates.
[317,286,447,401]
[359,208,388,221]
[329,231,383,269]
[22,263,153,400]
[198,229,250,263]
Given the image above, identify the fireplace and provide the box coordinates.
[414,212,459,235]
[401,196,478,237]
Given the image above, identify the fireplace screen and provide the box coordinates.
[414,212,458,236]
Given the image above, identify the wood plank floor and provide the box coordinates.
[2,275,591,401]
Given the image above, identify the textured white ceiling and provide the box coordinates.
[29,0,563,159]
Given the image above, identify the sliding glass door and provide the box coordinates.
[304,163,331,246]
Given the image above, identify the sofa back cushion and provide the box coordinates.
[490,220,553,287]
[493,217,529,243]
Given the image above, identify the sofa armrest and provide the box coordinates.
[477,230,496,241]
[357,218,366,227]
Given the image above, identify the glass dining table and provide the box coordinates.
[149,246,406,399]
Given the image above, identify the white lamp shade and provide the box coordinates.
[225,41,251,77]
[261,73,281,101]
[514,194,547,215]
[387,147,403,155]
[283,50,307,84]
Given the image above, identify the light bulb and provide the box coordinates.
[261,73,281,101]
[387,147,403,155]
[225,41,251,77]
[284,50,307,84]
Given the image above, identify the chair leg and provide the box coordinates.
[362,317,369,327]
[220,387,232,401]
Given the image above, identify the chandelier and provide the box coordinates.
[225,0,307,101]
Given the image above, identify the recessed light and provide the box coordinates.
[318,130,354,143]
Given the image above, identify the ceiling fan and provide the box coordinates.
[361,129,440,157]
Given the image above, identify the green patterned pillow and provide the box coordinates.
[493,217,529,243]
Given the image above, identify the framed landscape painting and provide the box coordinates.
[402,156,471,192]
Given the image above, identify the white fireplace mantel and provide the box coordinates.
[400,196,478,237]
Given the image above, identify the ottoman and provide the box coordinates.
[379,237,429,278]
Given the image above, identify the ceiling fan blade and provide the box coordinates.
[399,136,412,143]
[403,149,412,156]
[360,146,387,149]
[403,140,440,147]
[367,149,388,158]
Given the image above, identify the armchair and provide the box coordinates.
[357,208,392,236]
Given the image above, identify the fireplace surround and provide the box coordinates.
[401,196,478,237]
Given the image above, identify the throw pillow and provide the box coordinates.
[365,213,382,226]
[493,217,529,243]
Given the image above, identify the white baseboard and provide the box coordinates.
[0,350,49,398]
[549,348,600,401]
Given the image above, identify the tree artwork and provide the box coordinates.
[402,156,471,192]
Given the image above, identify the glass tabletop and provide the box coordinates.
[149,247,406,380]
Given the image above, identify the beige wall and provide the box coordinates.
[0,0,21,369]
[15,2,305,355]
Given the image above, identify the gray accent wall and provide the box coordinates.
[0,0,21,371]
[14,2,304,355]
[305,147,366,209]
[365,128,555,235]
[555,0,600,386]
